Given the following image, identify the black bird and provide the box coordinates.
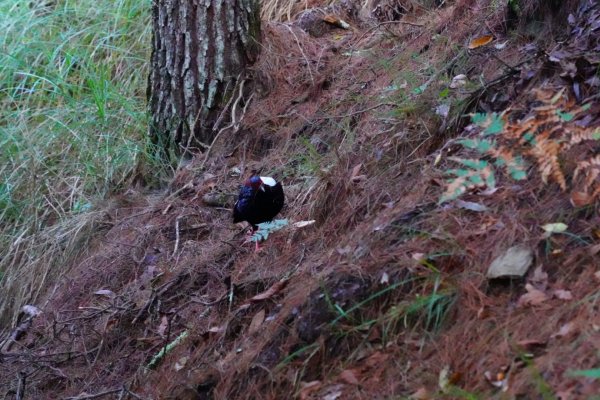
[233,175,285,233]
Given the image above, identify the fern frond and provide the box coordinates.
[250,219,289,242]
[442,88,599,202]
[441,160,494,202]
[528,138,566,190]
[569,128,600,146]
[573,154,600,191]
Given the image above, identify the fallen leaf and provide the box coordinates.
[250,279,288,302]
[456,199,488,212]
[208,325,225,334]
[350,164,366,182]
[94,289,116,299]
[174,356,188,371]
[590,244,600,256]
[410,387,431,399]
[248,309,265,334]
[518,284,549,307]
[322,386,344,400]
[439,365,450,392]
[570,191,593,207]
[380,272,390,285]
[477,306,489,319]
[299,381,321,400]
[450,74,467,89]
[595,270,600,281]
[542,222,568,234]
[293,220,316,228]
[351,174,367,183]
[350,163,362,179]
[552,321,575,339]
[157,316,169,337]
[468,35,494,49]
[494,40,508,50]
[22,305,42,317]
[553,289,573,300]
[480,187,499,196]
[339,369,360,385]
[412,252,426,262]
[323,14,350,29]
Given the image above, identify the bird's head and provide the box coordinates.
[245,175,265,191]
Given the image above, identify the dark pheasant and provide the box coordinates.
[233,175,285,231]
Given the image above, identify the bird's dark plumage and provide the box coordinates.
[233,175,284,230]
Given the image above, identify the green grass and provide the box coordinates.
[0,0,165,327]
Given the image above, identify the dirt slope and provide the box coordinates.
[2,1,599,399]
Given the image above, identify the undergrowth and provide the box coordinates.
[442,89,600,202]
[0,0,165,326]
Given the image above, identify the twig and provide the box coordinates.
[356,19,424,44]
[200,79,252,170]
[131,275,183,324]
[314,102,397,120]
[64,388,122,400]
[190,293,228,306]
[124,388,146,400]
[171,215,182,260]
[15,372,26,400]
[283,24,314,85]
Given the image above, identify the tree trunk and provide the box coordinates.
[148,0,261,155]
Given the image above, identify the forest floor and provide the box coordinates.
[2,0,600,399]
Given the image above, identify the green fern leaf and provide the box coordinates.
[458,158,489,170]
[471,113,487,125]
[250,219,289,242]
[556,110,574,122]
[483,114,504,135]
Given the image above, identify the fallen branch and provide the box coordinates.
[64,388,122,400]
[145,330,189,370]
[15,372,26,400]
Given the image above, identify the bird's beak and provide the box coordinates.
[259,183,265,192]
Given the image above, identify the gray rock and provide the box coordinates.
[486,245,534,279]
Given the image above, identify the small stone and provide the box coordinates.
[486,245,534,279]
[202,192,233,207]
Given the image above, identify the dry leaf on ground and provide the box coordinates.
[553,289,573,300]
[94,289,116,299]
[157,315,168,337]
[299,381,321,400]
[468,35,494,49]
[339,369,360,385]
[552,321,576,339]
[250,279,288,302]
[518,284,549,307]
[248,309,265,334]
[410,387,431,399]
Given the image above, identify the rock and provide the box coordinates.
[202,192,234,208]
[486,245,534,279]
[296,9,335,37]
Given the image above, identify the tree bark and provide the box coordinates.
[148,0,261,155]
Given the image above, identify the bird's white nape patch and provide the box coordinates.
[260,176,277,187]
